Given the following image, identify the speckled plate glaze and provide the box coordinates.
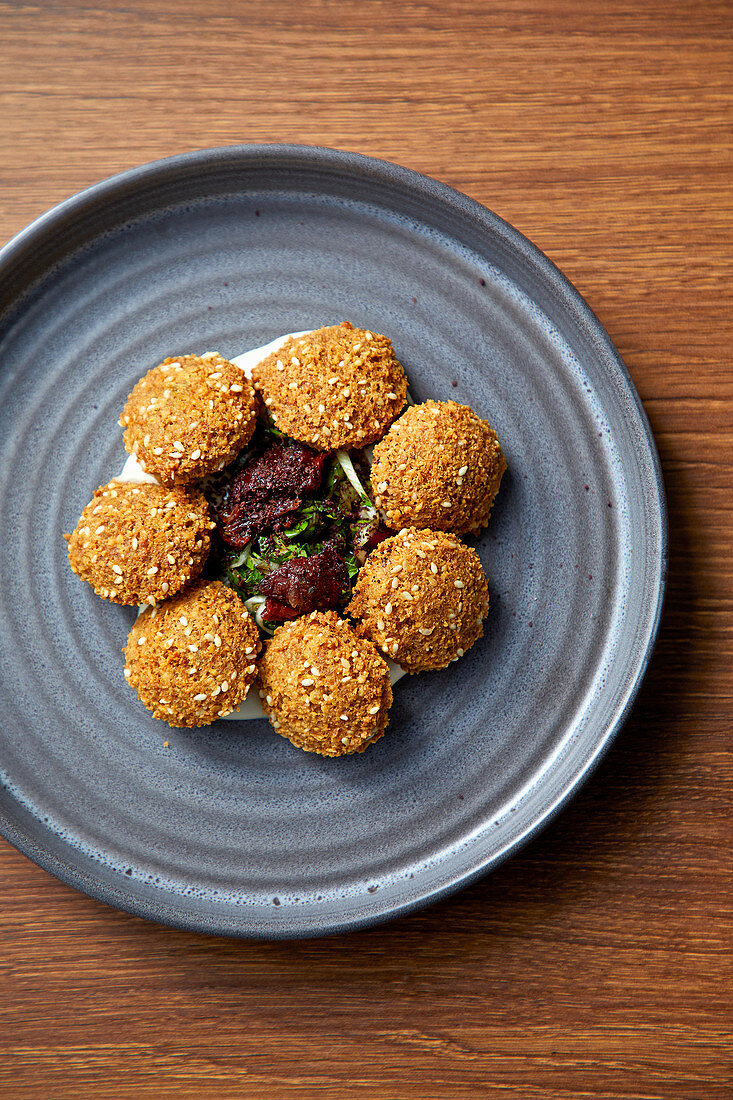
[0,146,666,938]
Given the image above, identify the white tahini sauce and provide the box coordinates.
[115,332,406,721]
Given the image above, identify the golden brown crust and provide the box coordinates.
[124,580,260,727]
[346,528,489,673]
[256,610,392,756]
[251,323,407,450]
[371,400,506,534]
[65,480,214,605]
[120,353,257,484]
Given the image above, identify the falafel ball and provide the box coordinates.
[120,352,257,484]
[371,400,506,535]
[124,580,260,726]
[251,323,406,450]
[256,610,392,756]
[347,527,489,673]
[65,480,214,605]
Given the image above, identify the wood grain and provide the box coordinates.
[0,1,731,1097]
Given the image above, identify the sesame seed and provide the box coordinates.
[230,383,243,392]
[204,632,214,642]
[167,554,175,565]
[153,447,164,455]
[208,372,222,380]
[391,578,399,589]
[188,644,198,652]
[137,636,146,645]
[377,619,385,631]
[454,580,465,588]
[378,481,387,493]
[291,356,300,366]
[266,695,273,706]
[368,705,380,715]
[387,392,397,399]
[340,714,348,721]
[318,404,325,413]
[146,566,158,576]
[301,678,314,687]
[194,693,207,702]
[457,648,465,657]
[112,564,123,575]
[419,627,434,635]
[190,448,201,460]
[123,668,130,678]
[441,501,452,508]
[214,635,221,647]
[161,582,169,593]
[430,563,438,574]
[459,465,468,476]
[415,549,426,558]
[276,360,285,371]
[384,602,392,615]
[220,681,228,692]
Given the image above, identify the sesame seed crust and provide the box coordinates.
[346,528,489,673]
[251,323,407,450]
[371,400,506,534]
[124,580,260,727]
[256,611,392,756]
[121,354,257,484]
[65,480,215,605]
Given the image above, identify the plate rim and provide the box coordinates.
[0,143,668,938]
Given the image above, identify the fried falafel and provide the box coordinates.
[121,352,257,484]
[124,580,260,726]
[371,400,506,535]
[256,610,392,756]
[347,527,489,673]
[65,480,214,605]
[251,323,406,450]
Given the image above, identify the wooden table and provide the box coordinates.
[1,2,730,1096]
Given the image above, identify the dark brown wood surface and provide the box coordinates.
[1,2,731,1096]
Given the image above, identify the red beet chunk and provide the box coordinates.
[259,547,349,616]
[219,443,326,547]
[363,524,392,551]
[261,598,301,623]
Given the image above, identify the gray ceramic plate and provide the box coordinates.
[0,145,666,938]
